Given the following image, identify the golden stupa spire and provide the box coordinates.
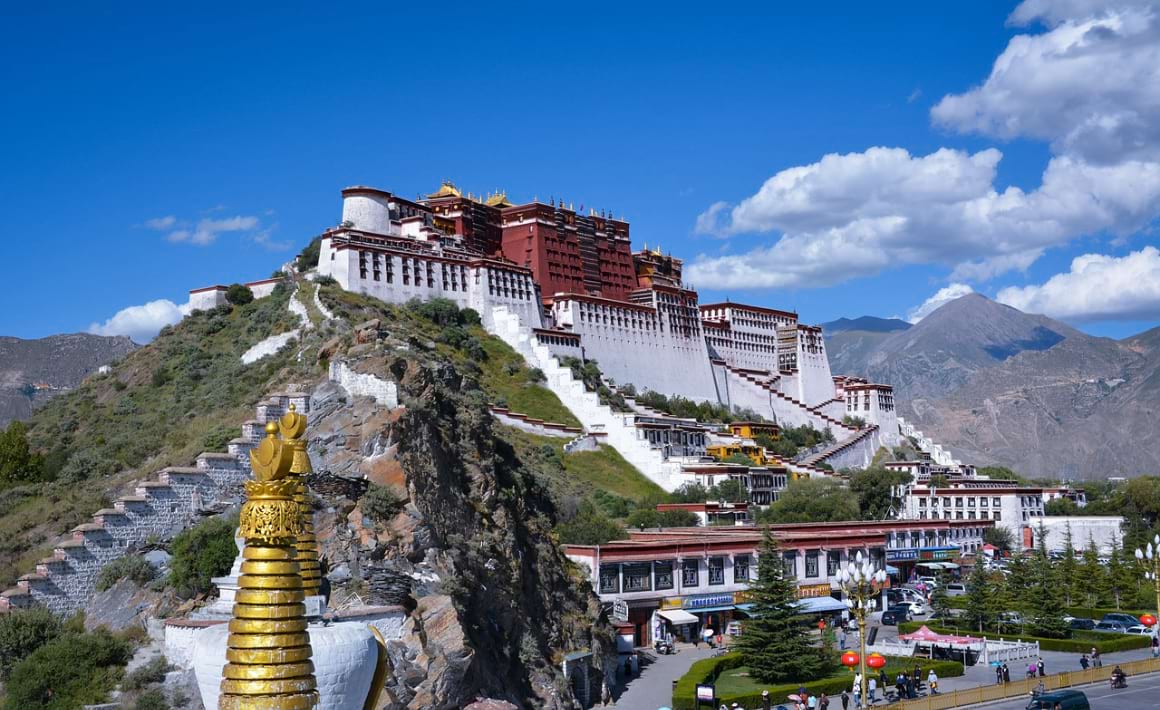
[220,422,318,709]
[279,404,322,598]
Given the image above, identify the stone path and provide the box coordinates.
[609,643,720,709]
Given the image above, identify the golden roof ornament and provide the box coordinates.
[280,404,322,598]
[426,179,461,199]
[219,421,318,709]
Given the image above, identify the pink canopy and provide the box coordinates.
[899,625,981,644]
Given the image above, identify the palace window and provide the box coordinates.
[682,559,699,587]
[782,552,798,578]
[599,565,619,594]
[708,557,725,586]
[733,556,750,583]
[623,563,652,592]
[654,561,674,590]
[805,551,819,578]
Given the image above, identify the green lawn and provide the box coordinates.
[563,444,666,501]
[717,658,940,697]
[476,337,581,428]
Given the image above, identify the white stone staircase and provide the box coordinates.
[0,392,309,616]
[489,306,687,491]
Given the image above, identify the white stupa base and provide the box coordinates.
[193,622,380,710]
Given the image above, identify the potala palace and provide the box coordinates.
[182,181,1115,553]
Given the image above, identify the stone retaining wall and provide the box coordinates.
[0,392,311,616]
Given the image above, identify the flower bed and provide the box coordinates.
[896,622,1150,653]
[671,652,963,710]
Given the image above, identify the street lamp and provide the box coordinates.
[839,551,888,708]
[1134,534,1160,628]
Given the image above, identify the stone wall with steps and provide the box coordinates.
[0,391,310,616]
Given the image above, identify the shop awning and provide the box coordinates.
[941,562,961,569]
[687,605,736,613]
[658,609,699,625]
[885,565,900,575]
[794,596,847,614]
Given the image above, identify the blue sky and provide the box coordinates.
[3,1,1159,342]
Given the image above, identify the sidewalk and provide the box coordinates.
[609,643,720,710]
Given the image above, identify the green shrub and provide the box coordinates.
[361,484,403,524]
[97,555,157,591]
[122,654,169,690]
[167,514,238,598]
[3,630,133,709]
[313,274,337,286]
[57,449,116,483]
[0,607,61,680]
[297,237,322,270]
[671,652,963,710]
[225,283,254,306]
[526,367,546,383]
[134,688,169,710]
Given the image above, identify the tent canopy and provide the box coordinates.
[658,609,699,625]
[794,596,847,614]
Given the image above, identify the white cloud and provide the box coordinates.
[687,0,1160,302]
[907,88,922,104]
[166,215,260,246]
[907,283,975,323]
[997,246,1160,321]
[933,1,1160,164]
[87,299,193,343]
[144,216,177,230]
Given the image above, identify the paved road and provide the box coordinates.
[981,670,1160,709]
[609,644,720,709]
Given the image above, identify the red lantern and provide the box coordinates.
[1140,614,1157,627]
[841,651,860,667]
[867,653,887,669]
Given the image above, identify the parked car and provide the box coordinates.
[1068,618,1096,631]
[1102,612,1142,627]
[1124,624,1154,636]
[900,600,927,616]
[917,576,939,588]
[999,611,1024,626]
[881,610,904,626]
[1024,689,1089,710]
[945,583,967,597]
[1094,620,1129,633]
[886,605,913,622]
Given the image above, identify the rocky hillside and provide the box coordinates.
[0,281,623,708]
[0,333,137,427]
[831,294,1160,479]
[823,316,911,378]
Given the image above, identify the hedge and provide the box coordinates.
[671,652,963,710]
[896,622,1150,653]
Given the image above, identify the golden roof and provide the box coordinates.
[485,190,513,207]
[427,180,462,199]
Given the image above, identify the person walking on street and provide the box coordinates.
[1152,636,1159,658]
[1080,654,1089,670]
[1092,648,1102,668]
[878,669,888,695]
[867,677,876,704]
[761,689,772,710]
[927,669,939,695]
[840,690,849,710]
[819,692,830,710]
[839,630,847,650]
[995,664,1003,685]
[1002,663,1011,683]
[1037,657,1045,677]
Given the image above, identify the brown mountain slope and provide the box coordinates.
[831,294,1160,478]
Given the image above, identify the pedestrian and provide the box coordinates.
[1092,648,1102,668]
[1026,662,1036,679]
[995,664,1003,685]
[1080,654,1089,670]
[878,669,888,694]
[1152,636,1159,658]
[1002,663,1010,683]
[1037,657,1045,677]
[762,689,772,710]
[839,630,847,650]
[868,677,876,704]
[624,656,632,679]
[927,669,938,695]
[808,693,817,710]
[820,692,830,710]
[799,685,808,700]
[840,690,850,710]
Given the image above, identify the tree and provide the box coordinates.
[1045,498,1079,516]
[756,478,859,524]
[929,570,950,618]
[962,563,993,632]
[1081,535,1109,607]
[1106,541,1136,609]
[711,478,749,503]
[224,283,254,306]
[556,502,628,545]
[297,236,322,270]
[736,532,827,683]
[983,526,1015,552]
[0,420,44,485]
[3,630,133,709]
[0,608,61,680]
[167,514,239,598]
[670,483,710,503]
[1057,523,1079,606]
[848,467,911,520]
[722,453,758,467]
[1026,521,1068,638]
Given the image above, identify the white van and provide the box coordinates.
[945,583,967,597]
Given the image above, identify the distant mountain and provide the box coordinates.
[822,316,912,334]
[0,333,137,426]
[830,293,1160,479]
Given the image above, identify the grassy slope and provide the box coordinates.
[477,337,581,428]
[0,287,315,587]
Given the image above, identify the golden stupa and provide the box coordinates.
[219,419,319,709]
[280,405,323,598]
